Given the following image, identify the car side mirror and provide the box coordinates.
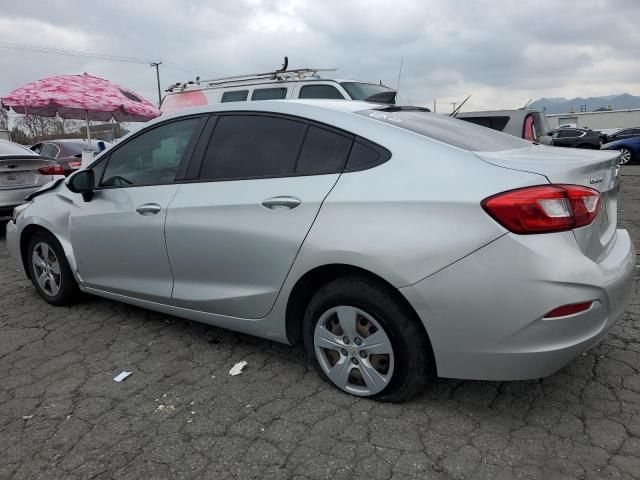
[67,169,95,202]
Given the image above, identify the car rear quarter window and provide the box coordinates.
[357,109,529,151]
[344,139,391,171]
[251,88,287,101]
[299,85,345,100]
[296,126,353,175]
[221,90,249,103]
[199,115,306,180]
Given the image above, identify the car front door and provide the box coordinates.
[69,116,204,302]
[165,113,354,318]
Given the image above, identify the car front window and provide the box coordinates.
[100,118,200,187]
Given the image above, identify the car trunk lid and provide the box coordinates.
[0,155,55,189]
[475,145,621,262]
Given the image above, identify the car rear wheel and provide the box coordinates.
[619,148,633,164]
[27,231,81,306]
[302,276,433,401]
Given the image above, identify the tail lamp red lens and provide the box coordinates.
[544,301,594,318]
[481,185,601,234]
[37,164,66,176]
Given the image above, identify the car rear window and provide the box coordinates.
[356,109,530,151]
[0,140,35,156]
[458,116,509,132]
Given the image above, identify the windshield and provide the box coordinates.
[0,139,35,156]
[340,82,394,101]
[357,108,530,152]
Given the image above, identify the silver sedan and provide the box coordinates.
[5,100,635,401]
[0,139,65,218]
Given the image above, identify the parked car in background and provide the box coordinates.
[162,62,396,114]
[601,127,640,144]
[456,109,553,145]
[6,100,633,401]
[602,135,640,164]
[0,139,64,218]
[30,139,112,175]
[550,128,601,149]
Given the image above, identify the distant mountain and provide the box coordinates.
[529,93,640,114]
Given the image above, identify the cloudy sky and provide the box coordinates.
[1,0,639,112]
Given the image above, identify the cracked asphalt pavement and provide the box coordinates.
[2,167,640,480]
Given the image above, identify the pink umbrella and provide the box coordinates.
[1,73,161,146]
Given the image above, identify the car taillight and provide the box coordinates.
[481,185,601,234]
[37,164,66,175]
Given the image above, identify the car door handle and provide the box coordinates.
[261,196,301,210]
[135,203,162,216]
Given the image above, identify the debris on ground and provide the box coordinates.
[229,361,248,376]
[155,404,176,413]
[113,371,132,382]
[22,415,34,420]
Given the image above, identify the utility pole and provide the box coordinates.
[450,102,457,113]
[150,62,162,106]
[433,99,436,113]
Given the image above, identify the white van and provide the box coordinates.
[456,109,553,145]
[161,63,396,114]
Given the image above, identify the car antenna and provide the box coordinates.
[522,98,533,109]
[396,57,404,95]
[449,95,471,117]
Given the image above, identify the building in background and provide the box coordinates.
[547,109,640,130]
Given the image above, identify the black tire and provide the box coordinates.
[577,143,594,149]
[302,276,433,402]
[27,231,81,306]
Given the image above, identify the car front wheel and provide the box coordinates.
[303,276,433,401]
[27,231,81,306]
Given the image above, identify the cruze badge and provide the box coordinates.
[590,177,603,184]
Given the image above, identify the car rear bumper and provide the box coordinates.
[0,186,41,217]
[400,228,635,380]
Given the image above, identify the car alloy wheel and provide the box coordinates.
[619,148,632,164]
[31,241,62,296]
[313,305,395,396]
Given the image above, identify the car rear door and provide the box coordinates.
[165,113,353,318]
[68,116,205,302]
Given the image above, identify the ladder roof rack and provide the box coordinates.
[166,57,337,92]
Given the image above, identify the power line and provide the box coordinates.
[0,41,224,76]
